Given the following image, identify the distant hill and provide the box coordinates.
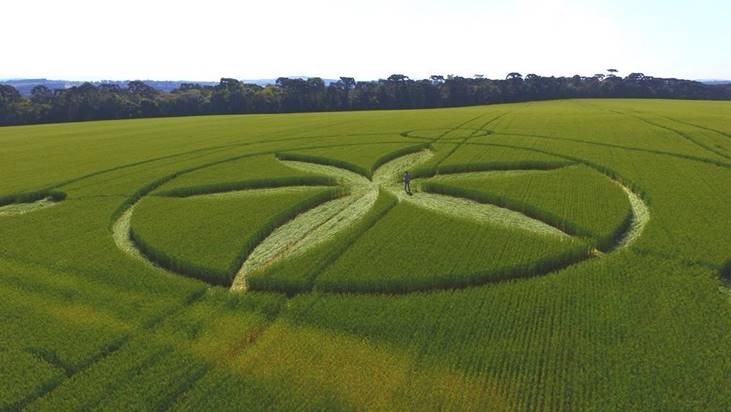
[0,79,219,96]
[0,77,337,96]
[699,79,731,85]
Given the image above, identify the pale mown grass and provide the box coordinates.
[0,198,60,217]
[112,205,166,271]
[612,185,650,251]
[231,190,378,291]
[392,190,570,238]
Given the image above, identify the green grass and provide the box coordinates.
[0,350,65,410]
[438,143,574,172]
[1,99,731,409]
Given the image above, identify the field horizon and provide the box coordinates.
[1,98,730,410]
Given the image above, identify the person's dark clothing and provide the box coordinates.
[403,172,412,194]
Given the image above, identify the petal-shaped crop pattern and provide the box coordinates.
[113,143,649,295]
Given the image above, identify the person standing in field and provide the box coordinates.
[403,171,413,195]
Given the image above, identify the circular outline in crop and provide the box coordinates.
[402,128,493,140]
[112,143,650,295]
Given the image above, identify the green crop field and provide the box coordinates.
[1,99,730,410]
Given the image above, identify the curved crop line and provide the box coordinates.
[656,115,731,141]
[436,161,573,176]
[275,143,432,181]
[609,185,649,251]
[281,160,369,185]
[154,176,338,198]
[0,190,66,208]
[370,143,432,173]
[420,179,636,252]
[412,159,573,179]
[467,142,650,196]
[314,245,593,295]
[434,112,496,141]
[401,128,492,140]
[420,182,591,238]
[392,190,571,238]
[112,205,172,273]
[0,190,67,218]
[40,132,395,192]
[610,109,731,162]
[398,130,433,141]
[373,149,435,184]
[15,111,496,200]
[275,152,371,179]
[431,113,510,169]
[721,260,731,287]
[462,142,651,247]
[0,133,402,201]
[398,112,497,143]
[493,131,731,170]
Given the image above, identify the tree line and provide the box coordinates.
[1,73,730,126]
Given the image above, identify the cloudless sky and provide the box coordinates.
[2,0,729,81]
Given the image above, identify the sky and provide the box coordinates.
[1,0,729,81]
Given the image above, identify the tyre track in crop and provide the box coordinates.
[109,139,419,218]
[400,111,496,142]
[656,115,731,142]
[14,130,656,404]
[470,143,650,248]
[6,130,395,199]
[433,111,496,141]
[431,112,511,169]
[493,131,731,170]
[19,288,208,409]
[464,142,650,250]
[609,109,731,163]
